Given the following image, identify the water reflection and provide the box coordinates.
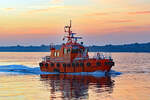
[40,74,114,100]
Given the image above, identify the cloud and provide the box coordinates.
[107,25,150,33]
[86,12,109,16]
[27,5,64,14]
[28,8,49,13]
[128,11,150,15]
[50,0,64,4]
[87,10,150,17]
[3,8,15,11]
[109,19,134,23]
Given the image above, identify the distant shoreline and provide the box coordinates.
[0,51,150,53]
[0,42,150,53]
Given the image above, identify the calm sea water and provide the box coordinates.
[0,52,150,100]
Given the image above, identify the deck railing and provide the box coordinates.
[42,56,50,61]
[92,52,112,60]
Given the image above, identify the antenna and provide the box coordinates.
[70,20,72,28]
[63,20,82,43]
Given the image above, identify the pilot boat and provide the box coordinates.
[39,21,114,73]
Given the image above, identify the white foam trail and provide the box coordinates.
[0,65,55,75]
[0,65,121,77]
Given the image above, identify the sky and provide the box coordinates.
[0,0,150,46]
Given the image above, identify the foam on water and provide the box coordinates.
[0,65,58,75]
[109,70,122,76]
[0,65,121,77]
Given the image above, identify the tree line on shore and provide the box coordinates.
[0,42,150,52]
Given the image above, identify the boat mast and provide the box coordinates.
[64,20,82,43]
[64,20,72,43]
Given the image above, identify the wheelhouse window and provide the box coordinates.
[64,48,67,54]
[57,52,59,56]
[67,48,71,53]
[54,52,57,56]
[71,49,78,53]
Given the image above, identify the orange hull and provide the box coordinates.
[39,59,114,73]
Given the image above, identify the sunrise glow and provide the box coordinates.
[0,0,150,46]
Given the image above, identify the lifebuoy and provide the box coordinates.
[86,62,91,66]
[45,63,49,67]
[51,63,54,67]
[39,63,43,67]
[63,63,66,67]
[80,63,84,67]
[96,62,101,66]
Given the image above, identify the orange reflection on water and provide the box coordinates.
[40,74,114,100]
